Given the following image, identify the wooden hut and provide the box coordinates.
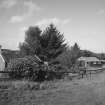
[77,57,101,69]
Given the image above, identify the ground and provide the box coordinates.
[1,71,105,105]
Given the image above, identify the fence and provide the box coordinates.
[0,67,104,80]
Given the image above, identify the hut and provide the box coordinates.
[77,57,102,69]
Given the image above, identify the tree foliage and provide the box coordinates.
[70,43,81,64]
[40,24,66,61]
[19,24,66,62]
[57,43,81,70]
[19,27,42,56]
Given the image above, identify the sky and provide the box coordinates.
[0,0,105,53]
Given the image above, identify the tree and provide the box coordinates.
[40,24,66,61]
[57,43,81,69]
[25,26,41,54]
[57,48,72,68]
[99,53,105,60]
[19,24,66,62]
[69,43,80,65]
[19,26,42,56]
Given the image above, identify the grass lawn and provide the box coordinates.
[1,71,105,105]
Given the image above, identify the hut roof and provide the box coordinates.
[77,57,99,62]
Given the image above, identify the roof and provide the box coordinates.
[77,57,99,62]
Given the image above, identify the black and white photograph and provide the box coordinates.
[0,0,105,105]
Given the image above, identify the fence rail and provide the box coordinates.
[0,67,104,80]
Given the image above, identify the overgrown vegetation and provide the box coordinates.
[6,24,67,81]
[7,56,41,80]
[19,24,66,61]
[57,43,81,69]
[3,23,105,81]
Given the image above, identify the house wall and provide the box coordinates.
[0,54,5,71]
[0,46,5,77]
[78,60,102,69]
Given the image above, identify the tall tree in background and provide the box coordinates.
[19,24,66,62]
[40,24,66,61]
[57,48,72,68]
[70,43,81,65]
[57,43,80,69]
[19,26,42,56]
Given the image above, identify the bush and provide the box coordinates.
[45,64,68,80]
[7,56,68,81]
[7,56,41,80]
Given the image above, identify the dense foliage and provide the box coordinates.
[57,43,81,70]
[4,23,105,81]
[19,24,66,61]
[7,56,67,81]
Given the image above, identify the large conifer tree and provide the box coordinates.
[40,24,66,61]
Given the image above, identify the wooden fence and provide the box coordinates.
[0,67,104,80]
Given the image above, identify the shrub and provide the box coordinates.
[7,56,68,81]
[45,64,68,80]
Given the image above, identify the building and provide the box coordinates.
[0,46,5,76]
[77,57,102,69]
